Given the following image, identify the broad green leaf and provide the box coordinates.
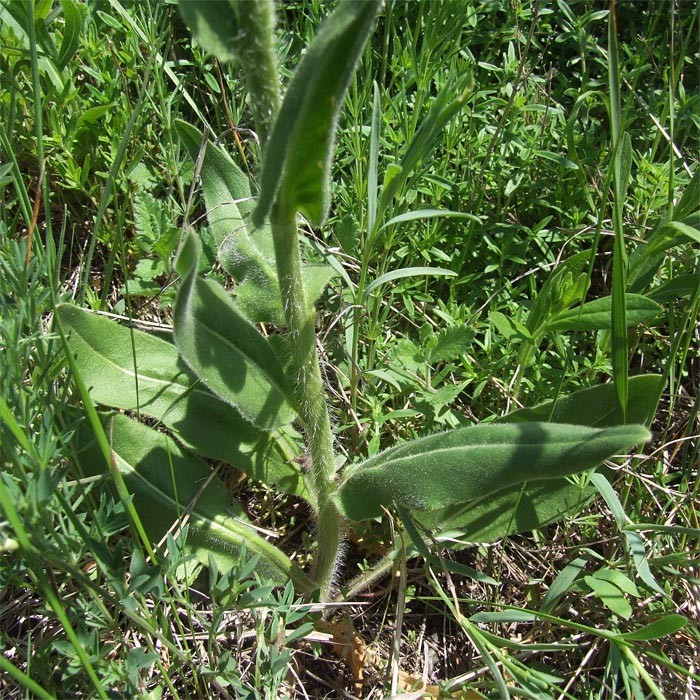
[546,294,662,332]
[177,0,239,62]
[333,422,650,521]
[174,235,296,430]
[219,228,337,324]
[363,266,457,302]
[175,120,253,247]
[490,311,532,342]
[416,478,596,544]
[585,575,633,619]
[540,556,588,613]
[77,413,313,593]
[648,273,700,303]
[591,568,640,597]
[499,375,662,427]
[253,0,381,227]
[56,304,306,497]
[617,615,687,642]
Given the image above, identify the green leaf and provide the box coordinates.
[617,615,687,642]
[540,556,588,613]
[499,375,662,427]
[378,209,481,231]
[177,0,239,62]
[253,0,381,227]
[175,120,253,248]
[174,234,296,430]
[219,227,337,324]
[490,311,532,342]
[57,0,86,70]
[363,266,457,302]
[546,294,662,332]
[525,250,591,337]
[333,422,650,521]
[416,478,596,544]
[77,414,313,593]
[429,326,475,363]
[585,575,633,619]
[591,568,640,597]
[55,303,306,497]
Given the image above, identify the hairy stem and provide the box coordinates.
[230,0,280,146]
[270,211,341,601]
[230,0,341,601]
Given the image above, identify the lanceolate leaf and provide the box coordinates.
[546,294,662,332]
[174,234,296,429]
[498,375,661,427]
[363,267,457,302]
[333,422,650,521]
[56,304,306,497]
[253,0,381,227]
[77,413,313,594]
[416,478,596,544]
[175,120,253,246]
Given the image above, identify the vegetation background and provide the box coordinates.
[0,0,698,698]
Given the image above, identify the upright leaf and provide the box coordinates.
[333,422,650,521]
[57,0,85,70]
[174,235,296,429]
[175,120,253,246]
[253,0,382,227]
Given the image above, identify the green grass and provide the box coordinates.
[1,0,698,698]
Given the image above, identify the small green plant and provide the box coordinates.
[55,0,659,608]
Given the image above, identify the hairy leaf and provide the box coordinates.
[77,413,312,592]
[499,375,661,427]
[546,294,662,332]
[174,234,296,429]
[56,304,306,497]
[253,0,381,227]
[175,120,253,247]
[417,475,596,544]
[333,422,650,521]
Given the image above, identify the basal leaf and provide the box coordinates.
[333,422,650,521]
[174,235,296,429]
[77,413,313,593]
[498,375,662,427]
[253,0,381,227]
[416,477,596,544]
[546,294,662,332]
[56,303,306,497]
